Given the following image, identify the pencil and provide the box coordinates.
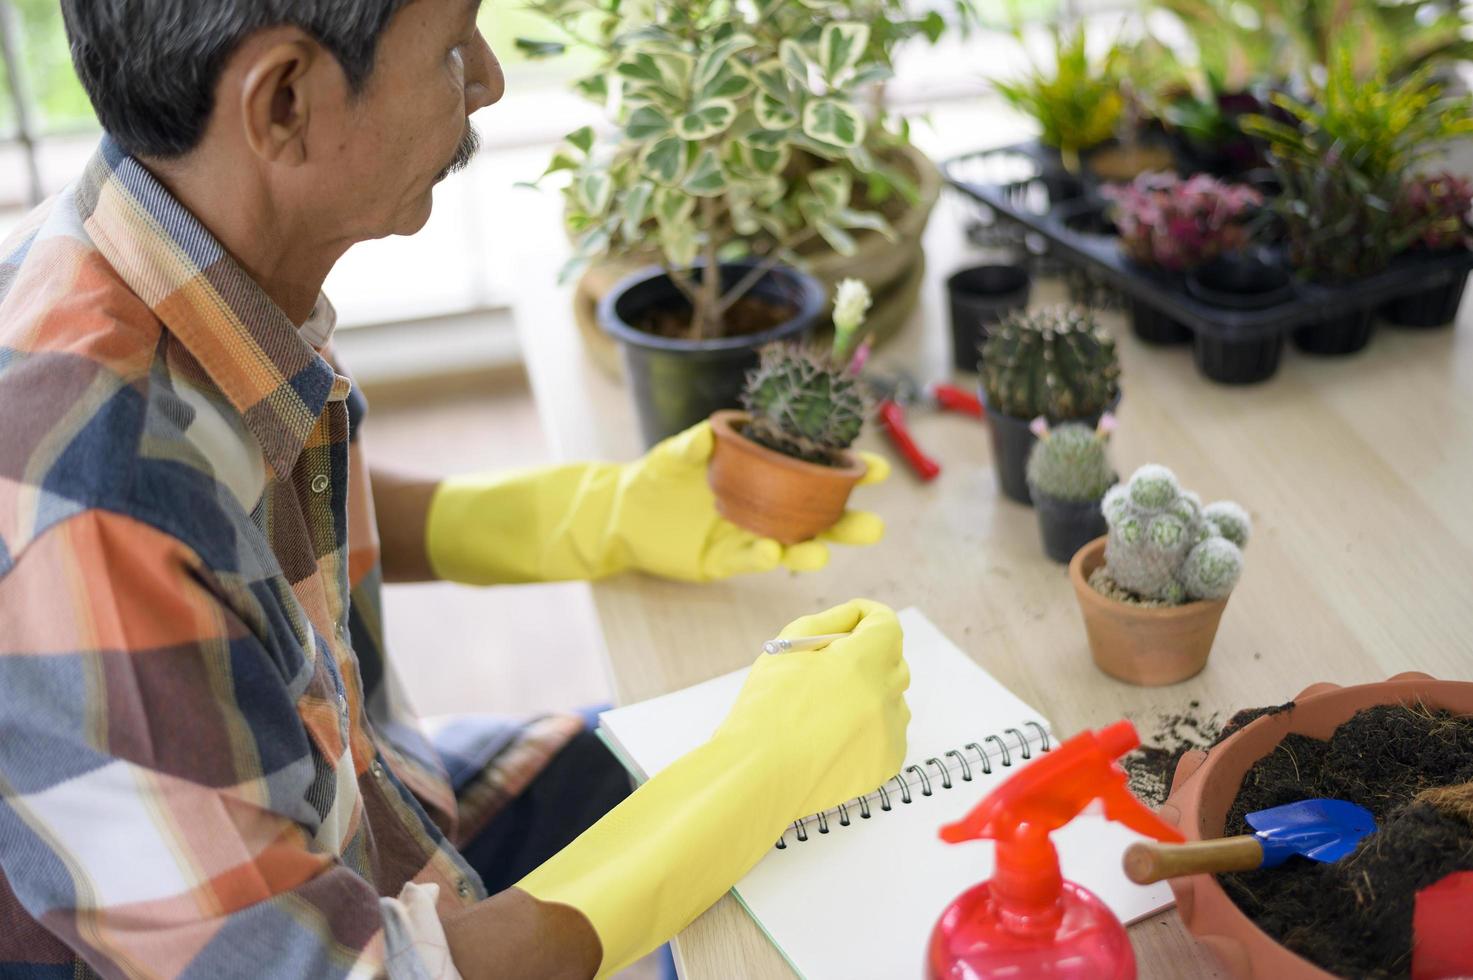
[762,633,850,655]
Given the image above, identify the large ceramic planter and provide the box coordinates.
[599,263,825,447]
[1068,537,1227,686]
[575,145,942,377]
[707,410,865,545]
[1158,673,1473,980]
[980,391,1119,506]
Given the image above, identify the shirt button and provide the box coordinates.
[337,693,348,710]
[456,877,472,899]
[310,474,330,494]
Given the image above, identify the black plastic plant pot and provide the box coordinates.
[948,265,1032,373]
[1193,331,1284,385]
[1291,308,1377,356]
[599,262,825,447]
[1060,202,1118,238]
[979,389,1120,506]
[1382,271,1469,328]
[1186,255,1295,311]
[1128,296,1192,345]
[1031,491,1108,564]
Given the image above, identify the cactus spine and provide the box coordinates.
[980,306,1121,420]
[1025,421,1115,502]
[742,346,867,465]
[1102,464,1250,604]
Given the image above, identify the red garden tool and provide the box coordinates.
[863,373,985,482]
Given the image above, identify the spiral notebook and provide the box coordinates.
[597,608,1174,980]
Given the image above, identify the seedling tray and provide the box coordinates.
[941,141,1473,343]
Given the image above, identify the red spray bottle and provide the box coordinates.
[927,720,1184,980]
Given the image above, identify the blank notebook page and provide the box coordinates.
[597,608,1174,980]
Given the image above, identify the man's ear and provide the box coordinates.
[239,38,318,165]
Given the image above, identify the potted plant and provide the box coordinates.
[708,280,872,544]
[1184,255,1296,384]
[1385,172,1473,327]
[524,0,964,378]
[1243,52,1473,355]
[1068,464,1249,685]
[1103,172,1263,345]
[1158,673,1473,979]
[978,307,1121,505]
[1024,416,1117,564]
[994,24,1131,200]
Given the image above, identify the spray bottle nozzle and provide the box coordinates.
[938,720,1184,913]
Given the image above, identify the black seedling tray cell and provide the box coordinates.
[941,142,1473,344]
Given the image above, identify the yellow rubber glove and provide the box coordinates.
[517,600,910,977]
[424,421,890,585]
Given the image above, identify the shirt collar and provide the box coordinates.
[76,135,347,479]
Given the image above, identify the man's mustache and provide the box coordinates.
[436,125,482,183]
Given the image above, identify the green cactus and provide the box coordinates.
[980,307,1121,420]
[1025,421,1116,503]
[741,345,868,465]
[1102,464,1250,604]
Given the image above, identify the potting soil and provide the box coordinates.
[1219,704,1473,979]
[637,296,792,339]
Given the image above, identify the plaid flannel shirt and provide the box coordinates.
[0,138,582,978]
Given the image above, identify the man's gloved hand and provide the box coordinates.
[425,421,890,585]
[516,600,910,977]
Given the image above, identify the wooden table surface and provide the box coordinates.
[510,148,1473,979]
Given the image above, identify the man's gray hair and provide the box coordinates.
[62,0,415,159]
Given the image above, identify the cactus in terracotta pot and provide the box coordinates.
[708,279,874,543]
[1101,464,1250,604]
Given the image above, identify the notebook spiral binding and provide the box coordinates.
[774,721,1051,849]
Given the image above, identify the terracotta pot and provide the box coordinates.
[707,410,866,545]
[1159,673,1473,979]
[1068,537,1228,686]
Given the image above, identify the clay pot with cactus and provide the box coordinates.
[1025,417,1117,563]
[978,307,1121,505]
[1069,464,1250,685]
[708,280,873,544]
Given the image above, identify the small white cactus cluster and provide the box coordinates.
[1103,464,1251,604]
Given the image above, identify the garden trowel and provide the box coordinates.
[1122,798,1377,884]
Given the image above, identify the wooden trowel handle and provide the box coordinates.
[1123,836,1264,884]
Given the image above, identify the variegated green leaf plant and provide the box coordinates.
[521,0,975,339]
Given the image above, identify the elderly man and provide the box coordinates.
[0,1,910,977]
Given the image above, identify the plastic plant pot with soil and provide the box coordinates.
[706,280,876,545]
[1069,465,1251,686]
[1158,674,1473,980]
[1382,270,1469,327]
[978,307,1122,506]
[1025,418,1116,564]
[1291,308,1377,356]
[1186,255,1296,385]
[947,265,1032,373]
[1104,173,1265,348]
[1382,173,1473,328]
[599,262,826,447]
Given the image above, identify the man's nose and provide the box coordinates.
[466,35,504,113]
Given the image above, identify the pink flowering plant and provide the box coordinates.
[1396,173,1473,252]
[1104,172,1263,272]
